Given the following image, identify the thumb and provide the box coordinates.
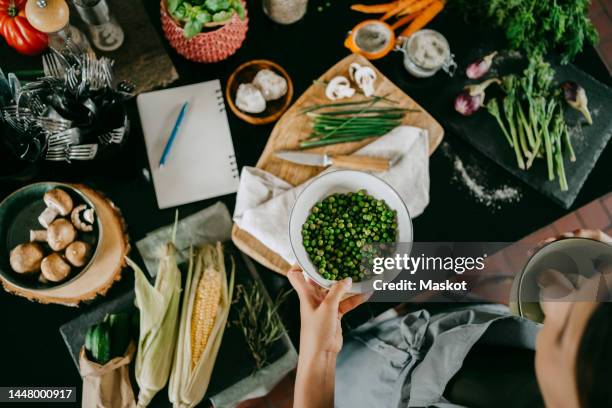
[324,277,352,307]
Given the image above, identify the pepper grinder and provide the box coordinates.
[71,0,123,51]
[25,0,93,56]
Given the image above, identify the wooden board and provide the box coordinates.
[1,185,130,306]
[232,53,444,275]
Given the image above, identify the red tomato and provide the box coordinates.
[0,0,47,56]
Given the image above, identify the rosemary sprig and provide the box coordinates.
[231,282,292,370]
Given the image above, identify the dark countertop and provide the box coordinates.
[0,0,611,403]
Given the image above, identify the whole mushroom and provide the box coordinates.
[65,241,92,267]
[38,189,74,228]
[30,218,77,251]
[9,243,44,274]
[41,253,72,282]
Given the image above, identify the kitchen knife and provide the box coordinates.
[275,150,393,172]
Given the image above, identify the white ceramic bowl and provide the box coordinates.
[289,170,413,294]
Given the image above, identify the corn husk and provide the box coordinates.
[168,243,235,408]
[128,242,182,408]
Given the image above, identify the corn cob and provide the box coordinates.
[190,264,222,369]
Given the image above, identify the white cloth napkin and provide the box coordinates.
[233,126,430,264]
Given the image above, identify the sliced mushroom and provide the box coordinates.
[83,208,95,224]
[9,243,44,274]
[41,218,77,251]
[71,204,94,232]
[38,189,74,228]
[41,253,72,282]
[325,76,355,100]
[65,241,92,267]
[349,63,377,97]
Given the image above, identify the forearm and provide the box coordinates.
[294,351,337,408]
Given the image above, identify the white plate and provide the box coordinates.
[289,170,413,294]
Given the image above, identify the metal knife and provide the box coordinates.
[275,150,395,172]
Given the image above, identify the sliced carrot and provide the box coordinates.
[351,2,398,13]
[391,13,417,30]
[397,0,435,16]
[380,0,417,21]
[400,0,444,37]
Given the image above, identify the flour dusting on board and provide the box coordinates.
[441,142,521,209]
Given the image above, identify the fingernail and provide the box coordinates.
[343,277,352,287]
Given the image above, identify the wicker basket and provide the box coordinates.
[160,0,248,63]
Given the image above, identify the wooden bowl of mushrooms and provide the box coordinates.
[226,59,294,125]
[0,183,101,290]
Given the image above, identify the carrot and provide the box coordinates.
[351,2,398,13]
[397,0,435,16]
[400,0,444,37]
[391,13,417,30]
[380,0,417,21]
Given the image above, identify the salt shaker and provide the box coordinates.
[25,0,93,56]
[71,0,124,51]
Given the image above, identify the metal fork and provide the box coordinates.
[99,127,125,145]
[45,143,98,162]
[1,105,32,118]
[67,143,98,160]
[45,147,68,161]
[47,128,81,148]
[42,53,65,78]
[65,67,80,95]
[27,95,47,116]
[4,116,32,133]
[37,117,72,133]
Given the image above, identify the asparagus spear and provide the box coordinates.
[486,99,514,147]
[502,94,525,170]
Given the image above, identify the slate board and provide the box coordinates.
[59,245,295,403]
[426,26,612,209]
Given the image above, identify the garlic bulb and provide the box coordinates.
[235,84,267,114]
[325,76,355,100]
[349,63,377,97]
[252,69,288,101]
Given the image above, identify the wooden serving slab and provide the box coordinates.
[232,53,444,275]
[1,184,130,306]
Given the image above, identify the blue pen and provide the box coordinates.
[159,101,189,167]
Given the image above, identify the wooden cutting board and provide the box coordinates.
[231,53,444,275]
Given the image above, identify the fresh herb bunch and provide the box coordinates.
[451,0,598,64]
[485,55,575,190]
[232,282,290,370]
[300,97,415,149]
[302,191,397,281]
[168,0,246,39]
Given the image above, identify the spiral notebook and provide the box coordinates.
[137,80,239,209]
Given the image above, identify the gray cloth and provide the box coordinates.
[336,304,541,408]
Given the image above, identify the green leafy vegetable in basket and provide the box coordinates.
[167,0,245,39]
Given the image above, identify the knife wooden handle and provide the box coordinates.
[330,155,390,172]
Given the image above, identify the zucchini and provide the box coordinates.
[90,323,111,364]
[107,313,130,358]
